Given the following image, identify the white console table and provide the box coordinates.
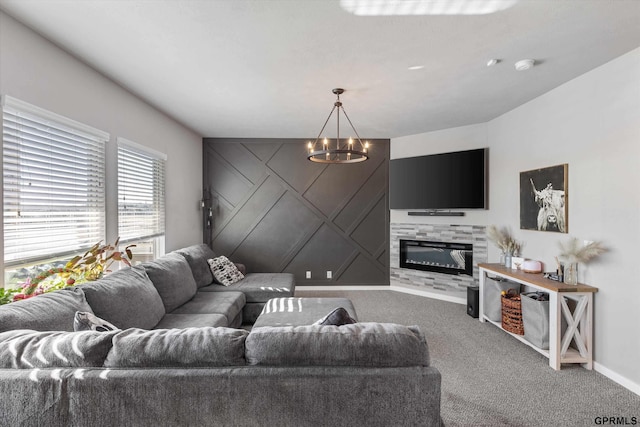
[478,263,598,370]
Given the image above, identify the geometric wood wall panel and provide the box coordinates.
[233,192,321,272]
[334,164,386,232]
[205,148,253,207]
[302,152,381,217]
[350,195,387,256]
[283,224,355,282]
[209,176,286,257]
[266,144,324,194]
[203,138,390,286]
[338,253,388,285]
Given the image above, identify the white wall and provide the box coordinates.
[391,48,640,392]
[391,122,490,226]
[0,12,203,254]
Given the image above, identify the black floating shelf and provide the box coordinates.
[407,211,465,217]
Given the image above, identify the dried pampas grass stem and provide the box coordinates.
[558,238,606,264]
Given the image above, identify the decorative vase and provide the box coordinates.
[564,263,578,285]
[504,253,513,269]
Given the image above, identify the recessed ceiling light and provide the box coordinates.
[515,59,535,71]
[486,59,500,67]
[340,0,519,16]
[408,65,425,70]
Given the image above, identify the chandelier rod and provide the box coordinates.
[313,104,337,143]
[341,107,365,145]
[336,93,340,148]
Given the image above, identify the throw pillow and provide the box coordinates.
[314,307,357,326]
[74,311,119,332]
[207,256,244,286]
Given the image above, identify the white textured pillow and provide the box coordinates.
[207,256,245,286]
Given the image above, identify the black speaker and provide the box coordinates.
[467,286,479,318]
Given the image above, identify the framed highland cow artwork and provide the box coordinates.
[520,164,568,233]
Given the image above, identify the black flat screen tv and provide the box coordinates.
[389,148,487,210]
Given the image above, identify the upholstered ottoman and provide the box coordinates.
[252,297,358,328]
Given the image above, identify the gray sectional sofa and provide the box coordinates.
[0,243,442,427]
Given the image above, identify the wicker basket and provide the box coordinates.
[501,288,524,335]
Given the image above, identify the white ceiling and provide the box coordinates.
[1,0,639,139]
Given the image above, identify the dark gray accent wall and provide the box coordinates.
[203,138,390,286]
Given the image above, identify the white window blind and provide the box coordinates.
[117,138,166,243]
[2,96,108,268]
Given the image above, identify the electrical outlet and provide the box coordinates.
[305,271,311,279]
[326,271,332,279]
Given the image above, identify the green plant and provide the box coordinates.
[0,287,17,305]
[4,239,135,304]
[64,238,135,283]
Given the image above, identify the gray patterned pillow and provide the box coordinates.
[74,311,119,332]
[207,256,244,286]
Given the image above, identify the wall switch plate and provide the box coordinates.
[305,271,311,279]
[326,271,332,279]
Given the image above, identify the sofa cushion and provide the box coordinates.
[0,329,117,368]
[208,256,244,286]
[245,323,430,367]
[199,273,295,303]
[172,292,245,326]
[154,313,228,329]
[104,327,248,368]
[0,287,93,332]
[73,311,119,332]
[80,266,165,329]
[142,253,198,312]
[175,244,216,288]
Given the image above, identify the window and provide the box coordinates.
[117,138,166,263]
[2,96,108,283]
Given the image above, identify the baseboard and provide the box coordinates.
[390,284,466,305]
[296,285,466,305]
[594,362,640,396]
[296,285,391,291]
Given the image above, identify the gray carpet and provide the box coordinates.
[296,289,640,427]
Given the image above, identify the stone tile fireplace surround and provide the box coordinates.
[390,223,487,300]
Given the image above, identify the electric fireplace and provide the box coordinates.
[399,239,473,276]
